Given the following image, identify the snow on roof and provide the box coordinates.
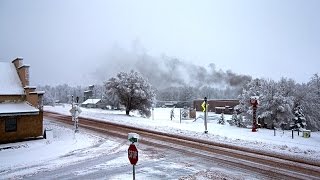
[29,91,45,95]
[82,99,101,105]
[215,107,226,109]
[11,57,23,63]
[24,86,37,89]
[18,64,30,68]
[0,62,24,95]
[0,101,39,116]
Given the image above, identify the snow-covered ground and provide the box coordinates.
[0,120,109,179]
[45,104,320,162]
[1,104,319,179]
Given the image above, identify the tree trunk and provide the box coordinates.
[126,109,130,115]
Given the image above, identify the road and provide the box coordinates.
[16,120,260,180]
[8,112,320,179]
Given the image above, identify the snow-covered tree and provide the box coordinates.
[237,78,264,124]
[229,111,238,126]
[290,106,306,130]
[218,113,225,125]
[105,70,155,116]
[301,74,320,131]
[259,79,295,127]
[238,78,295,129]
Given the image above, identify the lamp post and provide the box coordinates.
[250,98,258,132]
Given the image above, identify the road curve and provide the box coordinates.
[44,111,320,180]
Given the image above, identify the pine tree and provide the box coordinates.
[290,106,307,130]
[228,111,238,126]
[218,113,225,125]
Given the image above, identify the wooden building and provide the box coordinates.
[0,58,44,144]
[193,99,239,114]
[81,98,103,108]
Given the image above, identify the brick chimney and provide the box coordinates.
[12,57,23,69]
[18,64,30,87]
[24,86,36,95]
[28,91,45,110]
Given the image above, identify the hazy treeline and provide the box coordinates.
[38,84,242,106]
[38,72,320,131]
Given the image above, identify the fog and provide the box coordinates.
[1,0,320,86]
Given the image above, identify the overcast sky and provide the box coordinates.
[0,0,319,86]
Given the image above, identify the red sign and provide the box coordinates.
[128,144,138,165]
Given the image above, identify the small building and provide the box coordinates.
[83,85,94,101]
[0,58,44,144]
[81,98,102,108]
[193,99,239,114]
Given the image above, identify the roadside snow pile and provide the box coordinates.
[44,105,320,162]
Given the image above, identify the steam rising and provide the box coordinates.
[94,46,251,89]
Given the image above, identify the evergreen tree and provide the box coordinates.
[229,111,238,126]
[218,113,225,125]
[290,106,307,130]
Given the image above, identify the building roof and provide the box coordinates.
[82,99,101,105]
[0,102,39,116]
[0,62,24,95]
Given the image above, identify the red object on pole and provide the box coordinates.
[128,144,138,165]
[250,99,258,132]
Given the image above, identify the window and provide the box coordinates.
[5,117,17,132]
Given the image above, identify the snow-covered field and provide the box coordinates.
[45,104,320,162]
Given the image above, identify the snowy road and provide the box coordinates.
[21,145,253,180]
[1,119,264,180]
[2,114,319,179]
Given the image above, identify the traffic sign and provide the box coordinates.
[128,144,138,165]
[201,101,206,112]
[69,106,82,117]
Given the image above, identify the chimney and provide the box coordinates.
[18,64,30,87]
[12,57,23,69]
[24,86,36,95]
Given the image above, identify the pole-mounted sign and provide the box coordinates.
[128,133,140,180]
[203,97,208,133]
[70,96,81,133]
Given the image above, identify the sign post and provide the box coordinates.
[202,97,208,133]
[128,133,139,180]
[250,97,258,132]
[70,96,81,133]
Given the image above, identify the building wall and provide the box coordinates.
[26,93,39,107]
[0,112,43,143]
[193,99,239,114]
[0,95,26,102]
